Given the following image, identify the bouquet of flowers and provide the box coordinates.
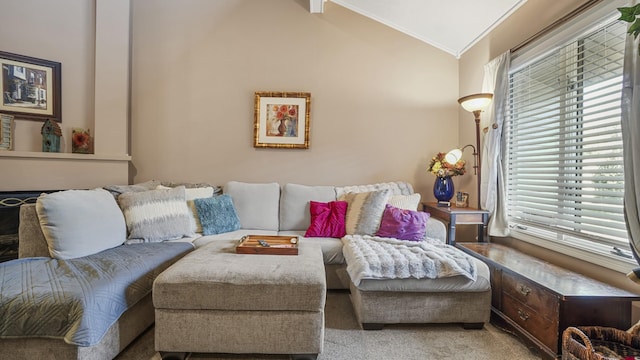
[427,152,466,177]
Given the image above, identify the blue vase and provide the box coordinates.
[433,176,455,202]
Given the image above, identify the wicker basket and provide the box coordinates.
[562,326,640,360]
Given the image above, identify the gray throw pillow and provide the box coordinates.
[340,189,391,235]
[36,188,126,259]
[118,186,193,242]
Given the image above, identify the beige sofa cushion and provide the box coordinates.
[223,181,280,231]
[279,183,336,231]
[279,230,345,265]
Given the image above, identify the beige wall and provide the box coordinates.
[0,0,95,151]
[129,0,459,199]
[0,0,130,191]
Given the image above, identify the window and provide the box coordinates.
[506,9,629,265]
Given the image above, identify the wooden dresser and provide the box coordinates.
[458,242,640,359]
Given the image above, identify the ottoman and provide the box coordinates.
[347,256,492,330]
[153,239,326,360]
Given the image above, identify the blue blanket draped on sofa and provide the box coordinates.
[0,242,192,346]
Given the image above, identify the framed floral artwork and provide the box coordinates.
[71,127,93,154]
[0,51,62,122]
[253,91,310,149]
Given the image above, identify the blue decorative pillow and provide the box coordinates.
[194,195,241,235]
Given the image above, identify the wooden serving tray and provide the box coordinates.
[236,235,299,255]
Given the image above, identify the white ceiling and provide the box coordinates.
[317,0,529,58]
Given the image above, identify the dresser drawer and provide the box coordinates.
[502,271,559,319]
[503,293,559,352]
[490,266,502,309]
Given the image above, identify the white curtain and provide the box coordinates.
[481,51,510,236]
[622,6,640,272]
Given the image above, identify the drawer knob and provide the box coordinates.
[517,309,530,321]
[518,285,531,296]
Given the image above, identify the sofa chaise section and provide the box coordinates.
[0,203,192,360]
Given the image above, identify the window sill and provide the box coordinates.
[509,228,637,274]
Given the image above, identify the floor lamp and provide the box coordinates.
[448,93,493,209]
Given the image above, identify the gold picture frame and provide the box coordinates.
[254,91,310,149]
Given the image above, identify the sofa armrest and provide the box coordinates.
[19,204,50,258]
[425,217,447,244]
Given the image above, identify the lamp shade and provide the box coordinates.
[445,148,462,164]
[458,93,493,113]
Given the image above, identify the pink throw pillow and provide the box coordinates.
[304,201,348,238]
[375,204,430,241]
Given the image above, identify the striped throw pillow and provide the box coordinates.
[156,185,215,233]
[118,186,193,242]
[340,189,391,235]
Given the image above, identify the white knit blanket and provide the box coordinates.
[334,181,414,198]
[341,235,477,286]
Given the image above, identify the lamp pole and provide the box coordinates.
[458,93,491,210]
[472,110,482,210]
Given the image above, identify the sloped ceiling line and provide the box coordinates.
[310,0,529,58]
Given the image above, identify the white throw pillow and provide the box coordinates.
[36,188,127,259]
[388,193,421,211]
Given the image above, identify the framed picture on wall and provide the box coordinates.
[254,91,310,149]
[0,51,62,122]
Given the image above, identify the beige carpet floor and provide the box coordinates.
[116,291,539,360]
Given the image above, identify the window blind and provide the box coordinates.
[506,18,627,249]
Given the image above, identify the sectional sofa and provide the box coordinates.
[0,180,491,360]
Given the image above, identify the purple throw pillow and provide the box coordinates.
[304,201,348,238]
[375,204,430,241]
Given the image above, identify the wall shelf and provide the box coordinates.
[0,151,131,162]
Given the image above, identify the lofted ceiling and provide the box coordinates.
[310,0,528,58]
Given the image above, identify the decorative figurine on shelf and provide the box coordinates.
[71,127,93,154]
[455,191,469,208]
[41,119,61,152]
[0,113,14,151]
